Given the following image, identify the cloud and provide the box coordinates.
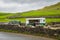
[2,0,41,4]
[2,0,60,4]
[0,0,60,13]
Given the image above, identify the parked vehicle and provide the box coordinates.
[8,20,21,25]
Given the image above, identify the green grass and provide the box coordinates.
[0,19,9,22]
[0,18,26,23]
[20,10,60,17]
[46,18,60,23]
[9,18,60,23]
[0,18,60,23]
[0,13,16,19]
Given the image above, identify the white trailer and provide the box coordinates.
[26,18,46,26]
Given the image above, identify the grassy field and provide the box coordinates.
[46,18,60,23]
[20,9,60,17]
[0,18,60,24]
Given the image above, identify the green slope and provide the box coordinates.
[0,13,16,22]
[0,2,60,23]
[19,2,60,17]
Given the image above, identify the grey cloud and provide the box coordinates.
[0,7,16,12]
[2,0,60,4]
[0,0,60,12]
[3,0,40,4]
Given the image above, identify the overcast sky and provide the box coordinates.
[0,0,60,13]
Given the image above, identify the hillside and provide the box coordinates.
[0,2,60,18]
[18,2,60,17]
[11,2,60,23]
[0,2,60,23]
[0,13,16,22]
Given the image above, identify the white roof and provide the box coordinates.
[26,18,45,20]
